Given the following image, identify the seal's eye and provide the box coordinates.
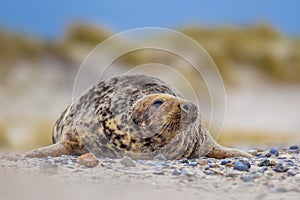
[152,99,164,107]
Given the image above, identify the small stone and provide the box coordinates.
[204,170,215,175]
[77,153,99,168]
[153,154,167,161]
[225,172,239,178]
[180,158,189,164]
[240,175,254,182]
[256,153,262,158]
[153,171,164,175]
[172,169,181,176]
[240,160,251,169]
[258,159,276,167]
[211,169,224,175]
[278,156,287,159]
[289,145,299,150]
[70,157,78,163]
[225,163,234,167]
[248,150,258,156]
[257,166,268,173]
[233,161,249,171]
[120,156,136,167]
[262,152,272,158]
[214,164,221,168]
[270,148,279,156]
[198,159,207,165]
[287,169,298,176]
[220,160,227,165]
[209,164,215,168]
[287,150,298,154]
[181,169,195,176]
[185,162,197,167]
[273,163,289,173]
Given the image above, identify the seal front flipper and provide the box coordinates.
[206,143,252,159]
[200,127,252,159]
[24,131,88,158]
[24,142,69,158]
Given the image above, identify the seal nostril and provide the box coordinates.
[182,104,189,112]
[191,104,197,111]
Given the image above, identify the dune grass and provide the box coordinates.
[180,24,300,83]
[1,23,300,83]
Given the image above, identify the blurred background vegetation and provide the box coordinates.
[1,1,300,151]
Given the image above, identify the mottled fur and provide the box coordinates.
[25,75,251,159]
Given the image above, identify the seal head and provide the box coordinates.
[130,94,198,154]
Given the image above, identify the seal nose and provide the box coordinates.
[180,102,198,123]
[181,102,197,114]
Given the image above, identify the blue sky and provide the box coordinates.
[0,0,299,38]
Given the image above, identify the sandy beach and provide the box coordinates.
[1,147,299,200]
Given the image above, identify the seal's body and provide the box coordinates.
[25,75,251,159]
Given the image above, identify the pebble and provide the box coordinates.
[241,160,251,169]
[77,153,99,168]
[185,162,197,167]
[234,161,249,171]
[172,169,181,176]
[278,156,287,159]
[273,163,289,173]
[225,163,234,167]
[180,158,189,164]
[225,172,239,178]
[270,148,279,157]
[289,145,299,150]
[248,150,258,156]
[262,152,272,158]
[220,160,228,165]
[240,175,254,182]
[287,169,298,176]
[211,169,224,175]
[283,159,295,166]
[258,159,276,167]
[209,164,215,168]
[153,171,165,175]
[257,166,268,173]
[204,170,214,175]
[120,156,136,167]
[198,159,207,165]
[180,169,195,176]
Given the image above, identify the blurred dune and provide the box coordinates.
[0,22,300,150]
